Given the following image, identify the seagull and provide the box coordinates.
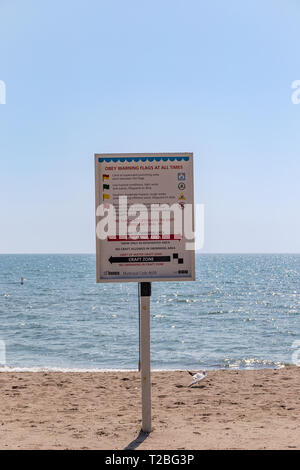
[186,370,207,387]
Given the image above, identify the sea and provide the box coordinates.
[0,254,299,371]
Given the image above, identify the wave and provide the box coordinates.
[0,361,288,373]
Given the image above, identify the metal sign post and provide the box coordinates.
[95,152,195,434]
[139,282,152,433]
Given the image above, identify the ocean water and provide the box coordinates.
[0,254,299,371]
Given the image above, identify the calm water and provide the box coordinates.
[0,254,299,370]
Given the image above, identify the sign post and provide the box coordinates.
[95,152,195,433]
[139,282,152,433]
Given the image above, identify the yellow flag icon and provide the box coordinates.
[178,192,186,201]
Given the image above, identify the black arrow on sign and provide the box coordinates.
[109,256,171,264]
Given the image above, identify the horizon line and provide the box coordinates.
[0,252,300,255]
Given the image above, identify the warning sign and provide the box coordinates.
[95,153,195,282]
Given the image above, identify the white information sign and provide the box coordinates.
[95,152,195,283]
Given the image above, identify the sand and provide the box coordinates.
[0,366,299,450]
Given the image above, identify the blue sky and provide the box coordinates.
[0,0,299,253]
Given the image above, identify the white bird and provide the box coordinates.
[186,370,207,387]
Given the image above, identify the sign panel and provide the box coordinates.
[95,153,195,282]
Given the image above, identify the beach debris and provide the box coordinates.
[186,370,207,387]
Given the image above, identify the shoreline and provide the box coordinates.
[0,366,299,449]
[0,365,287,373]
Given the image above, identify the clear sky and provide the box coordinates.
[0,0,299,253]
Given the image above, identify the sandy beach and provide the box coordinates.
[0,366,299,450]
